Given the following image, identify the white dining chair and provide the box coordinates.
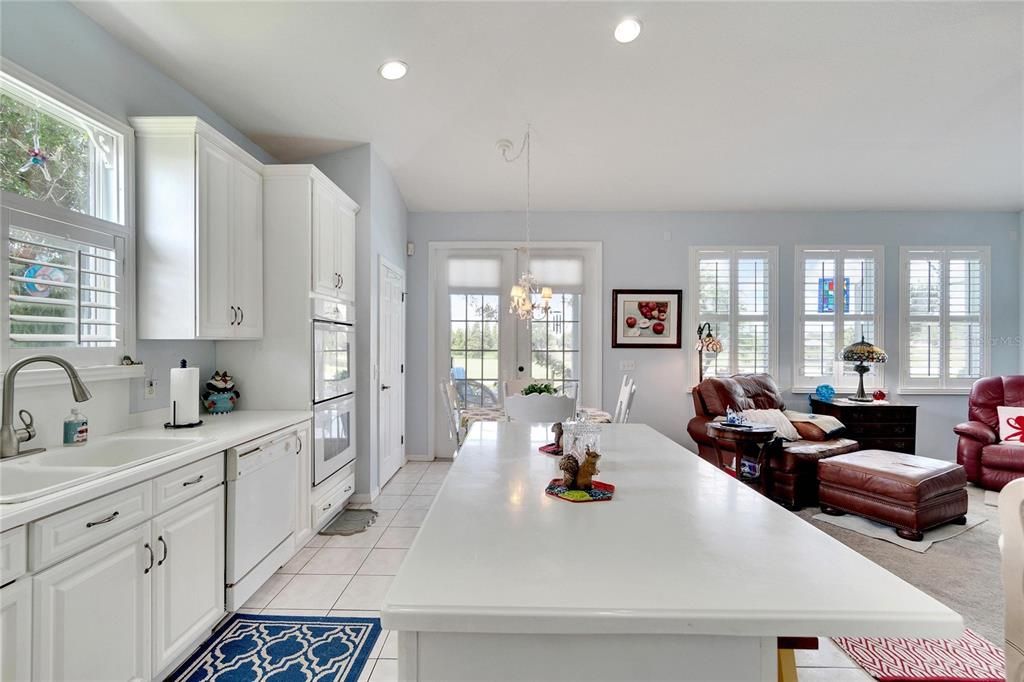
[612,375,637,423]
[502,379,532,398]
[439,380,465,446]
[1000,478,1024,681]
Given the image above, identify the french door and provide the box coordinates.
[433,245,599,457]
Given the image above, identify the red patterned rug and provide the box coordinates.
[832,629,1005,681]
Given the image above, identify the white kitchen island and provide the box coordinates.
[381,423,963,681]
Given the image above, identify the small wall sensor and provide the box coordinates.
[407,241,416,257]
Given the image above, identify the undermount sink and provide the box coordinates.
[0,436,207,504]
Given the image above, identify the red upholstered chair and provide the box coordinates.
[954,376,1024,491]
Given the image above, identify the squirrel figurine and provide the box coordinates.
[559,448,602,491]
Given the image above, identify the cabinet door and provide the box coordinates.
[1,579,32,682]
[231,161,264,339]
[152,486,225,675]
[294,425,313,546]
[33,523,151,682]
[196,135,237,338]
[337,205,356,302]
[311,182,339,297]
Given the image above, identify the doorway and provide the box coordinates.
[378,257,406,487]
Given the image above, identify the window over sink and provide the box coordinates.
[1,61,133,368]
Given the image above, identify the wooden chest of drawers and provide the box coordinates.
[809,397,918,454]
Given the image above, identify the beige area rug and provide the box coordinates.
[797,485,1004,646]
[811,512,986,552]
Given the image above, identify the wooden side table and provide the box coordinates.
[810,398,917,454]
[705,423,777,493]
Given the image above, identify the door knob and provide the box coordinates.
[381,385,391,391]
[518,366,525,372]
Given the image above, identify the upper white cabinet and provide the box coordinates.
[308,173,358,301]
[132,116,264,340]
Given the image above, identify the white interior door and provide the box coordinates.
[378,259,406,487]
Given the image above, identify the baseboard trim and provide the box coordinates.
[406,453,435,462]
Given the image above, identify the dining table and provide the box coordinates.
[458,404,612,432]
[381,421,962,681]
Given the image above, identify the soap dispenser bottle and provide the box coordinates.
[63,408,88,446]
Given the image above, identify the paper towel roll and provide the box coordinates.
[169,361,200,426]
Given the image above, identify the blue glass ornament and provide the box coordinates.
[815,384,836,402]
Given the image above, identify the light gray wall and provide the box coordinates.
[303,145,409,497]
[407,211,1022,461]
[1,0,277,414]
[1020,212,1024,372]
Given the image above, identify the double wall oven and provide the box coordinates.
[312,300,356,487]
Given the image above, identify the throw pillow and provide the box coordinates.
[792,421,828,442]
[997,406,1024,445]
[739,408,801,441]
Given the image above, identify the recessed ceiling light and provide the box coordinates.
[378,60,408,80]
[614,18,642,43]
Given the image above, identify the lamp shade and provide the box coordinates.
[842,336,887,364]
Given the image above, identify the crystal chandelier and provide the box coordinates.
[499,125,551,321]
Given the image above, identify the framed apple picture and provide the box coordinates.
[611,289,682,348]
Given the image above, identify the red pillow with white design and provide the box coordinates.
[997,406,1024,445]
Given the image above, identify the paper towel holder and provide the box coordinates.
[164,359,204,429]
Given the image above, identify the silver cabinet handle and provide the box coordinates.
[144,543,154,574]
[339,275,344,288]
[230,306,238,325]
[343,485,352,493]
[157,536,168,566]
[239,307,244,325]
[86,511,119,528]
[296,438,303,455]
[182,474,204,487]
[322,502,333,512]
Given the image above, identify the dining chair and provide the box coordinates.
[1000,478,1024,680]
[612,375,637,423]
[502,379,532,398]
[439,380,464,446]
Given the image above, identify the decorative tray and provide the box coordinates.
[545,478,615,503]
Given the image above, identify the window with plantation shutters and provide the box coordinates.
[900,247,989,391]
[795,246,884,390]
[3,204,125,364]
[690,246,777,381]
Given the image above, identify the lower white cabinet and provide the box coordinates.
[33,523,152,682]
[1,578,32,682]
[152,486,225,674]
[30,480,226,681]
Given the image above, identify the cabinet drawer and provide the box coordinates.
[311,473,355,530]
[0,526,27,584]
[846,422,916,438]
[857,438,916,454]
[154,453,225,514]
[30,482,153,571]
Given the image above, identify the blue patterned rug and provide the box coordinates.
[168,613,381,682]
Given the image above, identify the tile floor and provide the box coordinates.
[241,459,872,681]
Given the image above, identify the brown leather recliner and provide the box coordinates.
[954,375,1024,491]
[687,374,859,508]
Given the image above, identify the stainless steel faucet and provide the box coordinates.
[1,355,92,459]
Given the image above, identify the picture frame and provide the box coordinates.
[611,289,683,348]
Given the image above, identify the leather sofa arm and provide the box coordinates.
[953,420,998,444]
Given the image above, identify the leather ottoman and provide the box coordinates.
[818,450,968,541]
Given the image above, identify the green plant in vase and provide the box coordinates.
[522,382,556,396]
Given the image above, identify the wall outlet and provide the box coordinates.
[620,360,636,371]
[144,379,158,399]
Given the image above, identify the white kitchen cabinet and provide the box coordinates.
[152,486,225,674]
[311,175,358,302]
[294,424,313,546]
[33,523,152,682]
[133,116,264,340]
[1,579,32,682]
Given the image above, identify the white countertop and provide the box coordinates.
[381,422,963,638]
[0,410,310,530]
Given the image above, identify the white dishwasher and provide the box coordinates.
[225,429,298,610]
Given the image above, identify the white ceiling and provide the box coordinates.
[76,1,1023,212]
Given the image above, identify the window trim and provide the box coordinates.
[688,245,779,384]
[792,245,885,392]
[898,245,991,394]
[1,60,136,369]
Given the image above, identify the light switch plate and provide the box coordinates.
[620,360,636,371]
